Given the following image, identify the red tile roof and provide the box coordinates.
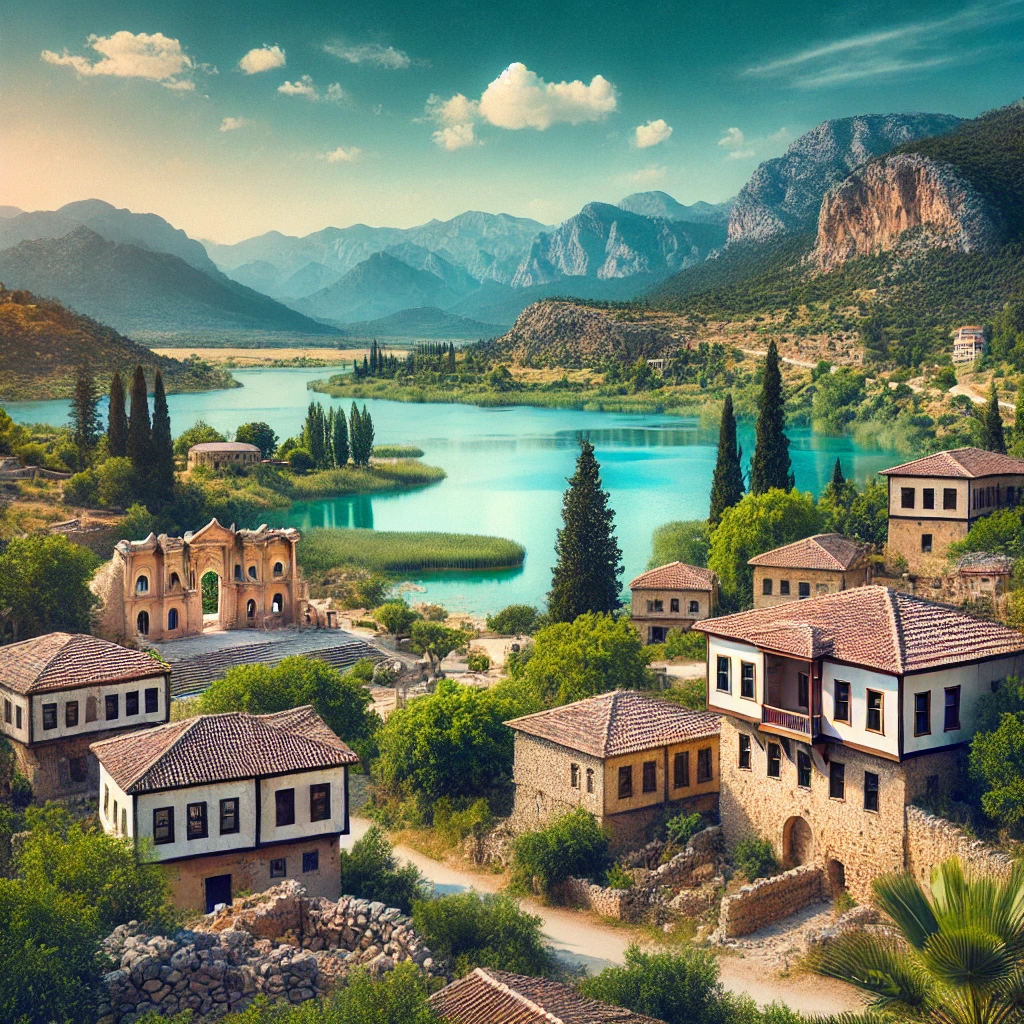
[879,448,1024,479]
[747,533,864,571]
[505,690,719,758]
[91,706,358,793]
[695,586,1024,675]
[629,562,717,591]
[0,633,169,696]
[429,968,666,1024]
[957,552,1014,575]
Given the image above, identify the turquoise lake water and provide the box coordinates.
[5,367,903,614]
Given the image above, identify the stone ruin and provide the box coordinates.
[98,881,440,1024]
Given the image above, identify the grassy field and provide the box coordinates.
[152,346,367,366]
[371,444,425,459]
[298,527,526,573]
[288,460,444,499]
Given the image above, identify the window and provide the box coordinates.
[618,766,633,800]
[943,488,957,510]
[15,706,21,730]
[797,672,809,708]
[270,858,287,879]
[797,750,812,788]
[309,783,331,822]
[830,761,846,800]
[864,771,879,812]
[275,788,296,826]
[866,690,883,733]
[272,594,283,614]
[113,799,118,830]
[716,656,730,692]
[674,751,690,788]
[219,798,240,834]
[105,694,119,721]
[922,488,935,510]
[145,688,159,714]
[910,691,931,735]
[65,701,79,727]
[834,681,851,723]
[234,565,243,581]
[921,534,933,554]
[570,764,580,789]
[125,691,139,716]
[122,809,127,835]
[738,735,751,770]
[767,743,781,778]
[70,757,88,783]
[187,802,208,840]
[641,760,657,793]
[798,582,811,599]
[585,768,594,793]
[646,599,664,613]
[670,598,679,613]
[3,699,10,724]
[901,487,915,509]
[248,565,258,580]
[169,572,180,589]
[740,662,755,700]
[273,562,284,577]
[697,747,713,784]
[817,583,830,594]
[85,697,96,723]
[689,600,699,614]
[168,608,179,630]
[136,610,149,635]
[762,578,773,596]
[944,686,961,731]
[779,580,791,596]
[246,599,256,619]
[42,703,57,730]
[302,851,319,873]
[103,784,109,816]
[135,575,149,594]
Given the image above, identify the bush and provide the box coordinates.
[96,456,137,509]
[338,826,428,914]
[605,863,634,890]
[419,603,448,621]
[372,600,420,636]
[733,836,779,881]
[657,677,707,710]
[933,365,958,390]
[432,797,493,847]
[63,468,100,507]
[466,649,491,672]
[288,447,315,472]
[486,604,540,635]
[648,520,710,569]
[118,503,157,541]
[665,811,704,847]
[511,808,609,895]
[646,628,706,663]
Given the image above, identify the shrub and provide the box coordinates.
[933,365,958,390]
[657,677,707,711]
[665,811,704,847]
[646,628,706,663]
[338,826,428,914]
[605,863,634,890]
[288,447,315,472]
[419,603,448,622]
[372,600,420,636]
[511,808,609,896]
[466,649,491,672]
[63,468,100,507]
[354,618,378,630]
[648,520,710,569]
[96,456,137,508]
[432,797,493,847]
[486,604,540,635]
[118,503,157,541]
[733,836,779,881]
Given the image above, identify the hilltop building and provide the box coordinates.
[879,448,1024,574]
[695,586,1024,900]
[629,562,718,643]
[91,706,357,912]
[187,442,262,470]
[749,534,868,609]
[951,326,986,364]
[0,633,170,801]
[505,691,719,852]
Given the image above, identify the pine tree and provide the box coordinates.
[70,368,101,468]
[361,404,374,463]
[548,437,623,623]
[708,393,744,526]
[150,370,176,506]
[448,343,456,373]
[982,383,1007,454]
[750,340,792,494]
[332,404,350,466]
[831,457,845,489]
[126,365,153,496]
[108,371,128,457]
[349,403,362,465]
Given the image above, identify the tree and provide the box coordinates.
[304,402,328,470]
[648,521,710,569]
[70,368,101,468]
[288,447,315,472]
[750,340,792,494]
[1013,384,1024,457]
[981,382,1007,454]
[236,422,279,459]
[511,808,609,895]
[410,620,472,677]
[708,394,744,525]
[485,604,540,636]
[149,371,175,507]
[351,403,375,466]
[173,419,226,457]
[339,826,428,913]
[548,438,623,622]
[831,457,845,489]
[332,406,350,467]
[372,600,421,637]
[126,365,152,491]
[107,371,128,458]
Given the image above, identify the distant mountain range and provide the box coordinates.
[338,306,504,340]
[617,191,732,224]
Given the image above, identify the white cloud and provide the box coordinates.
[277,76,344,102]
[325,145,362,163]
[717,125,789,160]
[433,123,478,151]
[219,116,247,132]
[717,127,746,150]
[325,82,346,103]
[41,31,196,89]
[239,44,285,75]
[425,93,480,150]
[324,41,411,69]
[625,164,668,185]
[634,118,672,149]
[478,62,617,130]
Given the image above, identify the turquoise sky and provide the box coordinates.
[1,0,1021,241]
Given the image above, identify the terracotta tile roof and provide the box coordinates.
[747,534,864,571]
[957,552,1014,575]
[429,968,666,1024]
[505,691,719,759]
[695,586,1024,675]
[188,442,262,453]
[91,706,358,793]
[629,562,717,591]
[0,633,169,696]
[878,448,1024,479]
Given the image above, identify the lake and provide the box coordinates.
[5,367,903,614]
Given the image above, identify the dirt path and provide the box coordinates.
[950,381,1015,411]
[738,347,820,370]
[343,818,864,1015]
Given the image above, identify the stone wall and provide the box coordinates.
[509,733,605,832]
[716,866,825,939]
[905,805,1014,891]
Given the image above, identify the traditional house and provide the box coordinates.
[879,448,1024,574]
[629,562,718,643]
[91,706,358,912]
[0,633,170,801]
[695,586,1024,900]
[187,441,262,470]
[430,968,666,1024]
[951,326,986,364]
[749,533,868,609]
[505,691,719,852]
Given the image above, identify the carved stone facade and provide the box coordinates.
[92,519,308,645]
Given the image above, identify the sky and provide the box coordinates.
[1,0,1022,242]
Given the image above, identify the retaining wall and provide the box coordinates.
[905,805,1014,891]
[717,865,825,939]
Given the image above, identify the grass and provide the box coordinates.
[288,459,444,498]
[298,527,526,573]
[372,445,425,459]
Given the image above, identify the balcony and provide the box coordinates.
[761,704,821,738]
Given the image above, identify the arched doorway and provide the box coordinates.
[246,599,257,622]
[272,593,283,614]
[782,815,813,868]
[136,610,150,636]
[828,859,847,894]
[167,608,179,631]
[201,571,220,630]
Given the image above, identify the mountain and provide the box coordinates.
[383,243,480,297]
[0,206,23,220]
[728,113,965,242]
[276,261,340,301]
[618,191,733,225]
[0,227,334,335]
[0,285,235,401]
[338,306,504,340]
[226,260,283,294]
[202,229,300,271]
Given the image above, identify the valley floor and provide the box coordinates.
[152,346,369,366]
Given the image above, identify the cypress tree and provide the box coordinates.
[750,340,792,494]
[982,383,1007,454]
[708,393,744,526]
[126,365,153,493]
[326,408,336,467]
[108,371,128,457]
[448,343,456,373]
[150,370,175,506]
[831,457,845,489]
[361,404,374,464]
[548,437,623,623]
[332,404,350,466]
[70,368,101,468]
[349,403,362,464]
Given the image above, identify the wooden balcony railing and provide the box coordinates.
[761,704,821,736]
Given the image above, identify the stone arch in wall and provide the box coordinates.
[828,858,847,894]
[782,815,814,868]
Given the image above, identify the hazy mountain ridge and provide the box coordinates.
[337,306,504,340]
[617,191,732,224]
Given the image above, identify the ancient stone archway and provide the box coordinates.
[201,571,222,629]
[783,815,813,868]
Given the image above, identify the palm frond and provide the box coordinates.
[873,871,939,950]
[919,927,1017,993]
[807,931,931,1007]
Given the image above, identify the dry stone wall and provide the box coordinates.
[716,866,825,939]
[905,806,1014,890]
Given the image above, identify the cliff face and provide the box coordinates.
[815,154,1002,271]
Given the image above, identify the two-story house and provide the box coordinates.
[749,534,868,609]
[91,706,358,912]
[629,562,719,643]
[695,586,1024,900]
[880,448,1024,574]
[0,633,171,801]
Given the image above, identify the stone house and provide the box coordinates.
[629,562,718,643]
[0,633,170,801]
[951,325,986,363]
[505,690,720,852]
[695,585,1024,901]
[880,448,1024,574]
[187,441,262,470]
[91,519,307,645]
[749,533,868,609]
[952,552,1014,611]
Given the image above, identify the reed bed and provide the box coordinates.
[289,460,444,498]
[371,444,425,458]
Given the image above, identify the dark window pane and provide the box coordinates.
[921,534,932,553]
[276,788,296,826]
[153,807,174,844]
[42,703,57,730]
[835,682,850,723]
[270,858,286,878]
[302,851,319,873]
[674,751,690,788]
[922,488,935,510]
[105,694,119,721]
[915,692,931,735]
[65,701,79,727]
[867,690,883,732]
[716,656,730,692]
[186,802,208,840]
[779,580,790,595]
[797,673,809,708]
[220,798,239,834]
[145,688,159,714]
[864,771,879,812]
[741,663,755,700]
[642,760,657,793]
[670,599,679,612]
[738,735,751,770]
[945,687,961,730]
[310,783,331,822]
[125,691,139,716]
[901,487,915,509]
[767,743,781,778]
[617,766,633,800]
[943,488,957,510]
[697,747,713,784]
[830,762,845,800]
[797,751,811,788]
[762,578,773,595]
[798,582,811,598]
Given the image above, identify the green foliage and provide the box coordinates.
[486,604,541,635]
[817,478,889,548]
[969,677,1024,832]
[173,419,227,456]
[107,371,128,458]
[126,365,153,486]
[657,677,708,711]
[410,621,472,674]
[649,520,711,570]
[70,368,102,467]
[372,444,424,458]
[287,446,315,472]
[119,503,157,541]
[350,403,375,467]
[933,365,958,390]
[811,368,867,435]
[709,394,744,525]
[750,341,791,494]
[981,383,1007,454]
[372,600,421,636]
[338,826,428,914]
[645,628,707,663]
[235,422,279,458]
[466,650,491,672]
[733,836,779,882]
[150,371,175,507]
[948,506,1024,559]
[511,807,610,895]
[432,797,493,847]
[665,812,704,846]
[605,863,634,890]
[521,612,649,706]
